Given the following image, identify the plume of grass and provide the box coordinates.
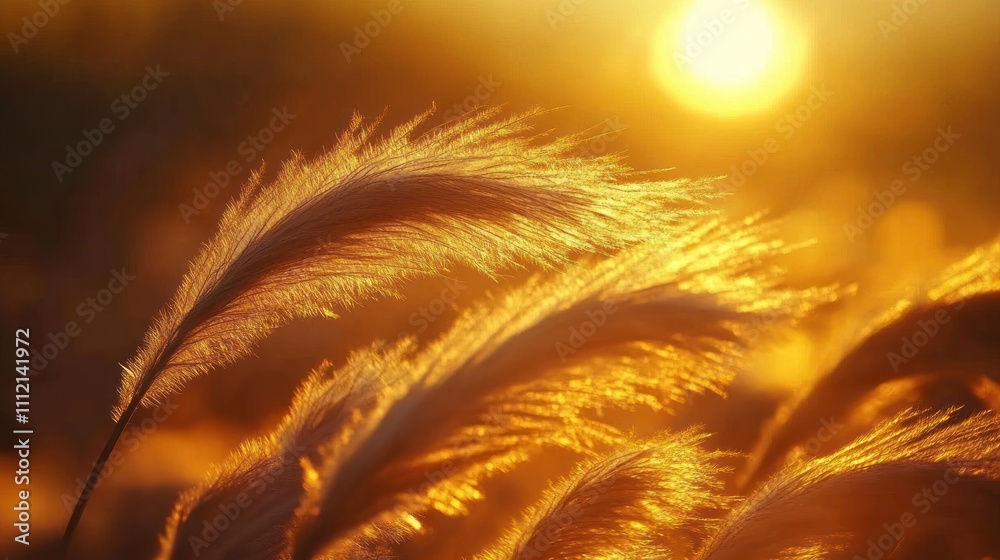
[155,343,410,560]
[115,107,711,420]
[740,236,1000,488]
[477,431,733,560]
[62,107,715,551]
[801,373,1000,465]
[289,218,839,559]
[698,409,1000,560]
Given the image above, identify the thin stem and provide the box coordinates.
[59,397,141,559]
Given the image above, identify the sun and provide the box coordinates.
[682,0,776,86]
[653,0,808,117]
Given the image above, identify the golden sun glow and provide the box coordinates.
[653,0,808,117]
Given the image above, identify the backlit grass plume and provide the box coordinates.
[62,107,715,550]
[289,218,837,559]
[740,236,1000,488]
[156,344,409,560]
[478,431,732,560]
[698,409,1000,560]
[114,107,711,421]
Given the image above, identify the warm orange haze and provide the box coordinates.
[0,0,998,559]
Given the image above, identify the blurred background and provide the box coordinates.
[0,0,997,557]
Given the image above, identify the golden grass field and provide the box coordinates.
[1,1,998,559]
